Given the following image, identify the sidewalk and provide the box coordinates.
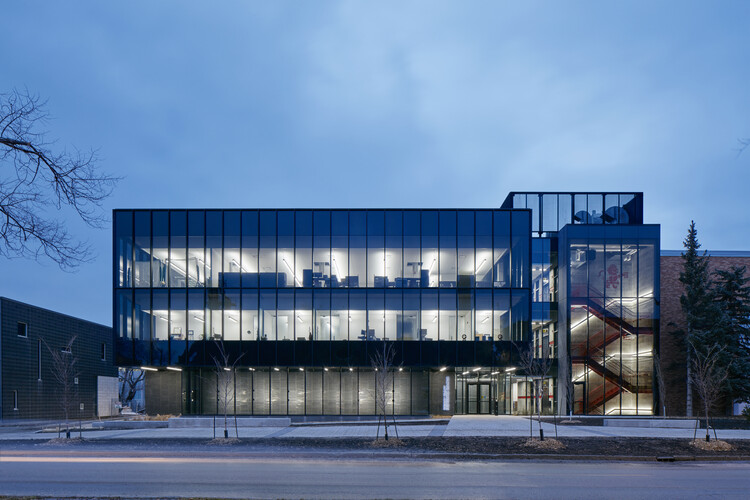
[1,415,749,441]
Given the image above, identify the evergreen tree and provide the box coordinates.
[678,221,717,415]
[712,266,750,404]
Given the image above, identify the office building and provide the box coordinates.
[114,192,659,416]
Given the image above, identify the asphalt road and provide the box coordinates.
[1,450,749,499]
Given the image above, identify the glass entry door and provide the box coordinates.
[466,382,491,414]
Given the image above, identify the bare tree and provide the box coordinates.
[371,342,399,441]
[46,336,80,439]
[119,368,144,412]
[514,341,554,440]
[0,89,118,269]
[212,341,244,439]
[690,343,730,442]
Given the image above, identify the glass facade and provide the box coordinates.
[559,224,659,415]
[115,209,532,415]
[113,196,659,417]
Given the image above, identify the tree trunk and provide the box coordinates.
[685,338,693,417]
[704,404,710,442]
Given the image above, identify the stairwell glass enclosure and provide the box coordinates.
[558,224,659,415]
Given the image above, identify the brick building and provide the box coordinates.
[0,297,117,420]
[659,251,750,416]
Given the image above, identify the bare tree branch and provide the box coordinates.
[690,342,730,442]
[45,335,80,438]
[212,341,244,439]
[0,89,119,269]
[371,342,399,440]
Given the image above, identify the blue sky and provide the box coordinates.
[2,1,749,325]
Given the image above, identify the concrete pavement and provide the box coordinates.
[1,415,749,441]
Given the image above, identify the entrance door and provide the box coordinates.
[466,382,491,414]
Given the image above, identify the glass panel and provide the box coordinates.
[253,370,270,415]
[295,211,312,288]
[169,290,186,364]
[385,211,402,288]
[573,194,588,223]
[638,241,656,298]
[588,241,605,297]
[475,211,492,288]
[169,211,187,288]
[133,290,149,364]
[241,210,259,288]
[331,211,348,287]
[358,371,375,414]
[313,211,331,288]
[457,211,474,288]
[323,369,341,414]
[439,211,457,288]
[493,211,510,288]
[604,194,619,224]
[259,211,276,287]
[115,211,133,288]
[367,291,384,340]
[278,289,295,341]
[349,211,366,288]
[278,211,295,288]
[403,211,422,288]
[133,212,150,287]
[259,291,276,341]
[206,290,222,341]
[134,289,151,342]
[288,371,304,415]
[222,211,241,288]
[439,290,456,340]
[511,211,529,288]
[341,370,358,414]
[384,290,400,340]
[294,289,311,341]
[558,194,572,229]
[187,211,205,287]
[402,290,420,341]
[314,289,331,340]
[422,211,438,288]
[542,194,557,233]
[421,290,438,340]
[151,211,169,288]
[224,290,240,340]
[605,241,622,298]
[205,211,222,288]
[241,290,259,341]
[270,369,287,415]
[527,194,539,233]
[350,290,366,341]
[151,290,169,365]
[187,289,205,342]
[475,290,492,340]
[331,290,348,340]
[458,291,472,341]
[493,290,510,341]
[512,193,526,209]
[367,211,385,288]
[306,370,323,414]
[588,194,603,224]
